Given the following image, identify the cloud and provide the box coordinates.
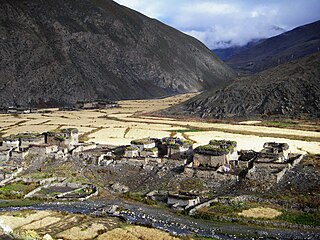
[114,0,320,49]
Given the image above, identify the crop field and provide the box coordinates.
[1,93,320,154]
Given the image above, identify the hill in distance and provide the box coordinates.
[0,0,234,108]
[223,20,320,74]
[212,39,265,61]
[162,52,320,120]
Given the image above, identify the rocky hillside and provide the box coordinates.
[224,20,320,74]
[163,52,320,119]
[0,0,234,108]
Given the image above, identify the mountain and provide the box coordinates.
[162,52,320,119]
[212,39,265,61]
[0,0,234,108]
[224,20,320,74]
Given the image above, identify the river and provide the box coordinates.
[1,200,319,240]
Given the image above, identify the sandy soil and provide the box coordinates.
[1,93,319,154]
[238,207,282,219]
[97,225,180,240]
[0,211,52,230]
[56,223,107,240]
[0,210,122,240]
[0,210,179,240]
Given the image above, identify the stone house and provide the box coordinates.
[259,142,289,162]
[76,101,97,109]
[130,138,157,151]
[1,137,20,148]
[18,133,45,147]
[193,140,237,168]
[76,100,118,109]
[0,147,11,162]
[167,192,200,209]
[231,150,257,169]
[10,147,30,159]
[29,144,59,155]
[161,137,193,159]
[140,147,159,158]
[72,142,97,154]
[124,146,139,158]
[45,128,79,148]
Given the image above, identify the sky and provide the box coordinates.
[114,0,320,49]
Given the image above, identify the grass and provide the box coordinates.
[124,127,131,138]
[123,192,157,205]
[255,120,320,132]
[278,210,320,226]
[195,198,320,227]
[79,127,103,143]
[0,181,39,199]
[0,199,42,208]
[26,172,54,179]
[179,178,204,192]
[302,154,320,169]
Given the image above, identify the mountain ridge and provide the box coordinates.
[223,20,320,74]
[161,52,320,119]
[0,0,234,107]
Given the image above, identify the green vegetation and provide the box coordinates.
[125,146,137,151]
[131,138,153,145]
[0,199,42,208]
[194,199,320,227]
[0,181,39,199]
[257,121,298,128]
[209,139,237,147]
[179,178,204,192]
[27,172,53,179]
[2,132,42,141]
[195,144,230,154]
[278,210,320,226]
[123,192,157,205]
[195,139,237,154]
[61,128,78,134]
[54,135,65,141]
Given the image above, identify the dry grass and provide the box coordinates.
[56,223,107,240]
[1,93,320,154]
[238,207,282,219]
[97,225,180,240]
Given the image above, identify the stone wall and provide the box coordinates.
[193,153,228,168]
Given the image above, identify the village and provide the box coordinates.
[0,99,119,114]
[0,126,304,210]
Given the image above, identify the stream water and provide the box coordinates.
[1,200,319,240]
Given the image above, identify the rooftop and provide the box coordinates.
[131,138,155,145]
[263,142,289,151]
[194,139,237,156]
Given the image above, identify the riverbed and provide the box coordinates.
[1,200,319,240]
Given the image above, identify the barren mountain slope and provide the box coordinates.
[225,20,320,74]
[0,0,234,107]
[163,52,320,119]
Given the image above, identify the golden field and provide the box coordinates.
[1,93,320,154]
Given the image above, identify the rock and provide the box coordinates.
[43,234,54,240]
[110,182,129,193]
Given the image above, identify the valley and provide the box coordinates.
[1,93,319,154]
[0,94,319,239]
